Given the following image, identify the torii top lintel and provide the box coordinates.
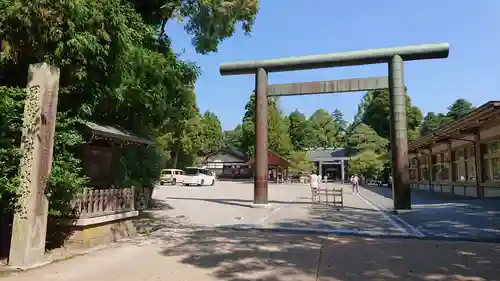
[219,43,449,75]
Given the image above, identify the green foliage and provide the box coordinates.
[200,111,224,155]
[130,0,259,54]
[268,102,293,157]
[0,87,89,216]
[447,98,474,120]
[360,89,423,140]
[309,109,342,149]
[420,98,474,136]
[348,150,384,180]
[224,125,243,149]
[0,0,251,217]
[346,124,388,155]
[331,109,348,145]
[288,151,314,173]
[288,110,313,151]
[0,87,25,208]
[240,94,292,157]
[115,145,163,189]
[46,113,88,216]
[420,112,450,136]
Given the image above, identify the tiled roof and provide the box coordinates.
[205,147,249,161]
[83,121,155,145]
[306,148,349,161]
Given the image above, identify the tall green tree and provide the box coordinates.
[288,151,314,173]
[200,111,224,155]
[288,110,313,151]
[240,94,292,157]
[332,109,348,146]
[419,99,474,136]
[346,124,388,155]
[360,89,423,140]
[224,125,243,149]
[309,109,341,149]
[420,112,451,136]
[447,98,474,120]
[348,150,384,180]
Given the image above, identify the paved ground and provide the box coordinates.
[2,224,499,280]
[159,182,411,236]
[2,181,500,280]
[359,185,500,240]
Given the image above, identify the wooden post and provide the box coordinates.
[473,130,485,198]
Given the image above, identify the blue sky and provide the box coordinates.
[166,0,500,130]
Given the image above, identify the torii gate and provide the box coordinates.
[219,43,450,210]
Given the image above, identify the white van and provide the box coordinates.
[183,167,216,186]
[159,169,185,185]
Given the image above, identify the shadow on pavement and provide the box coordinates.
[165,197,398,234]
[167,196,314,207]
[364,185,483,203]
[270,204,404,235]
[154,225,500,281]
[362,185,500,240]
[132,199,177,234]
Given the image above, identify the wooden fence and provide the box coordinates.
[72,186,151,218]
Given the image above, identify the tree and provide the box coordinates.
[288,110,313,151]
[224,125,243,149]
[130,0,259,54]
[332,109,348,146]
[420,112,451,136]
[268,105,293,156]
[309,109,341,149]
[240,94,292,156]
[360,89,423,140]
[0,0,253,215]
[447,98,474,120]
[348,150,384,180]
[346,124,388,155]
[200,111,224,155]
[346,92,373,137]
[288,151,314,173]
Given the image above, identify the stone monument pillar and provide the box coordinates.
[9,63,60,268]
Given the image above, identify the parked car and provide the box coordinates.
[183,167,216,186]
[159,169,185,185]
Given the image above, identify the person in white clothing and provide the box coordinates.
[352,174,360,193]
[310,172,320,202]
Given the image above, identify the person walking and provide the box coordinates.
[352,174,360,194]
[310,171,320,202]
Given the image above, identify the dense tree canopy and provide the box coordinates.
[346,124,388,155]
[239,94,292,157]
[309,109,342,149]
[0,0,259,214]
[288,110,313,151]
[420,98,475,136]
[200,111,224,155]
